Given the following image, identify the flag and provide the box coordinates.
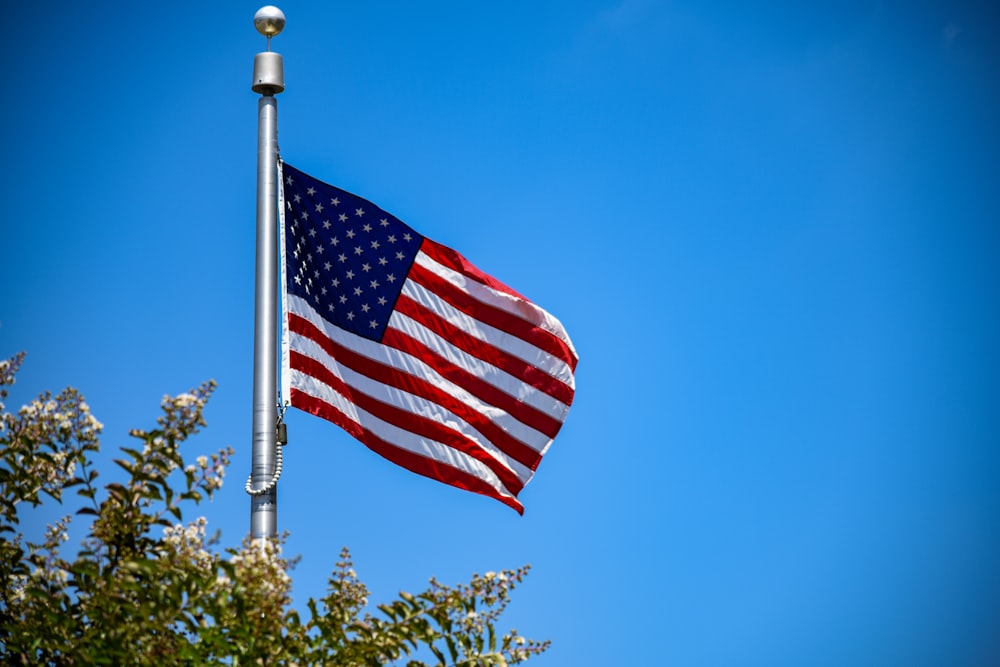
[278,161,578,513]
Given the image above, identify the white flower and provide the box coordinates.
[174,393,197,406]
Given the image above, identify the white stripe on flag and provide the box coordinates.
[289,327,535,483]
[287,367,521,506]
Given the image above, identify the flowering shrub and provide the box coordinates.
[0,353,548,666]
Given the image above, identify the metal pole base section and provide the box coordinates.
[250,91,280,540]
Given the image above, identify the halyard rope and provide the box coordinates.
[245,403,287,496]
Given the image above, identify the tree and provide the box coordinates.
[0,353,548,666]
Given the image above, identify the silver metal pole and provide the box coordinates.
[250,6,285,540]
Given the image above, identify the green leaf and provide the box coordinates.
[122,447,145,463]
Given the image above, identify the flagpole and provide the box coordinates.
[249,6,285,541]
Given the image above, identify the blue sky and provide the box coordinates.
[4,1,1000,665]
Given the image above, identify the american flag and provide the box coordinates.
[279,162,578,513]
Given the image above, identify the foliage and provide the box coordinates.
[0,353,548,666]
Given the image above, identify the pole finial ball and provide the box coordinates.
[254,6,286,38]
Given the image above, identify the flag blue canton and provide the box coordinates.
[281,162,424,342]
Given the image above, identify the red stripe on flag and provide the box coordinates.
[290,312,550,465]
[291,352,526,496]
[380,322,563,443]
[393,293,575,406]
[290,388,525,514]
[420,237,528,300]
[288,313,562,460]
[409,253,578,374]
